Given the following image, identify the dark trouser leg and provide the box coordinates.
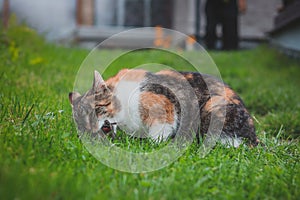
[222,1,239,50]
[205,2,219,49]
[222,15,238,50]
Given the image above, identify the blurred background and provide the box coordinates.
[1,0,300,55]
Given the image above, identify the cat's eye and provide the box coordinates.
[97,102,111,107]
[96,106,107,115]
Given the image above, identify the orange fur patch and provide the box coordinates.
[156,70,185,80]
[183,73,194,80]
[224,87,241,105]
[140,91,174,126]
[203,96,226,112]
[122,69,147,81]
[203,87,243,115]
[106,69,146,89]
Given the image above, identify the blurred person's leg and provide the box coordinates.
[222,0,239,50]
[205,0,220,49]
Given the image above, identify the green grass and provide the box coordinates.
[0,21,299,200]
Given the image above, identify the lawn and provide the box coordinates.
[0,22,299,199]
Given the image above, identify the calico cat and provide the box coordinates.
[69,69,259,147]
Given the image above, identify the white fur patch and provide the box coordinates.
[149,123,174,142]
[114,80,144,133]
[220,136,243,148]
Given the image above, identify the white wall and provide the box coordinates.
[0,0,76,41]
[240,0,281,38]
[173,0,204,35]
[95,0,116,26]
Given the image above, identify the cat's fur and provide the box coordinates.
[69,69,259,147]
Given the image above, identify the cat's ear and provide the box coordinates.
[93,70,107,93]
[69,92,81,105]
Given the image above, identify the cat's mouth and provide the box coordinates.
[100,120,117,139]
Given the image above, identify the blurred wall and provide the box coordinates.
[0,0,76,41]
[240,0,281,39]
[95,0,116,26]
[1,0,282,41]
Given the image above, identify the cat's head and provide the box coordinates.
[69,71,115,137]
